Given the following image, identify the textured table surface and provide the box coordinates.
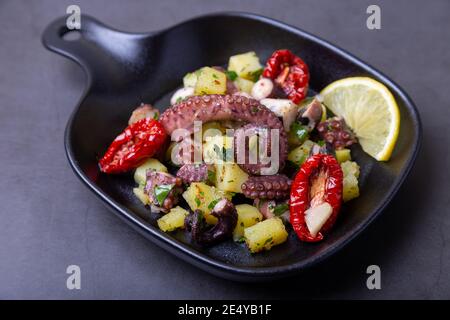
[0,0,448,299]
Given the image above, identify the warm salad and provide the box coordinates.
[99,49,400,253]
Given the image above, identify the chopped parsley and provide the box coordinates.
[237,237,246,243]
[264,237,273,245]
[154,184,174,206]
[273,203,289,216]
[208,199,220,210]
[197,210,205,222]
[225,70,238,81]
[212,73,218,79]
[153,112,159,120]
[290,122,309,143]
[207,170,216,183]
[317,140,326,147]
[249,68,263,82]
[194,197,201,207]
[176,97,183,103]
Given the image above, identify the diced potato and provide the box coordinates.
[202,122,226,141]
[157,206,189,232]
[228,52,262,81]
[233,204,263,242]
[343,175,359,202]
[183,72,198,88]
[203,134,234,164]
[215,163,249,193]
[133,187,150,205]
[234,77,254,94]
[134,158,168,186]
[287,140,315,166]
[194,67,227,95]
[288,122,309,147]
[341,160,360,202]
[182,182,232,224]
[341,160,360,178]
[336,148,351,163]
[244,217,288,253]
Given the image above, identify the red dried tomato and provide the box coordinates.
[263,49,309,104]
[289,154,343,242]
[99,118,167,174]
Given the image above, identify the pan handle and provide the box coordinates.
[42,15,153,84]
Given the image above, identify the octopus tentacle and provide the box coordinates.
[160,94,288,173]
[241,174,291,200]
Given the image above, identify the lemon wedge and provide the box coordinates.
[320,77,400,161]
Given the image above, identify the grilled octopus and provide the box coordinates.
[159,94,288,175]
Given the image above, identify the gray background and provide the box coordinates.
[0,0,448,299]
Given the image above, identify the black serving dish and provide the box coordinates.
[42,12,421,281]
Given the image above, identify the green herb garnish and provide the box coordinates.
[197,210,205,222]
[225,70,238,81]
[208,199,220,210]
[195,197,201,207]
[207,170,216,183]
[317,140,326,147]
[154,184,174,205]
[249,68,263,82]
[153,112,159,120]
[237,237,246,243]
[264,237,273,245]
[290,122,309,143]
[273,203,289,216]
[176,97,183,103]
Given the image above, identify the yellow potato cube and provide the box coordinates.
[182,182,232,224]
[228,51,262,81]
[134,158,168,186]
[133,187,150,205]
[233,204,263,242]
[215,163,249,194]
[157,206,189,232]
[194,67,227,95]
[244,217,288,253]
[234,77,254,94]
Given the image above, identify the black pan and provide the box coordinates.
[42,12,421,281]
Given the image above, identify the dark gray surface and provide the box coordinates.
[0,0,448,299]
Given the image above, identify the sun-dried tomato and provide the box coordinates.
[99,118,167,174]
[263,49,309,104]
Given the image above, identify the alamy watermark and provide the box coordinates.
[66,265,81,290]
[170,121,280,175]
[366,5,381,30]
[366,265,381,290]
[66,5,81,30]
